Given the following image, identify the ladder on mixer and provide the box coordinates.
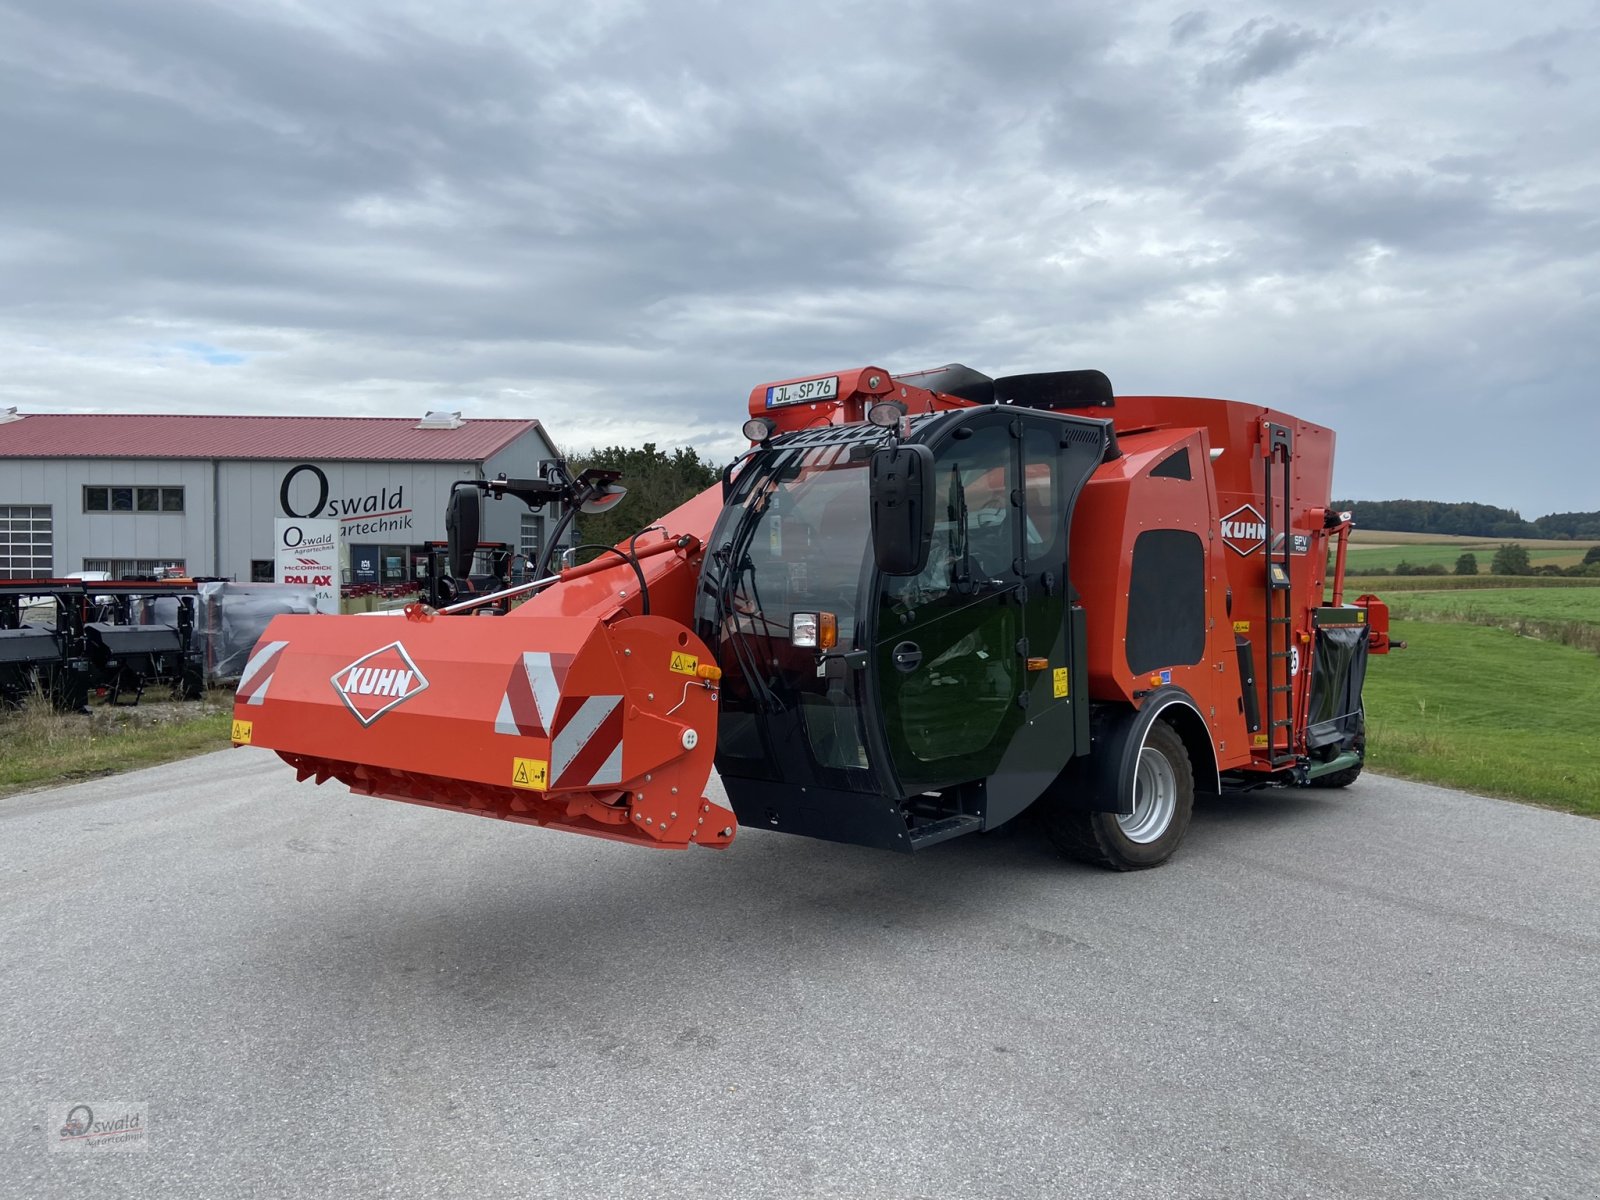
[1261,422,1297,768]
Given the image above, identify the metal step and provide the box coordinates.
[906,813,982,849]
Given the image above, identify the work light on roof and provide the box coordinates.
[867,401,905,429]
[742,417,777,444]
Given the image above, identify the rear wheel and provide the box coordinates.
[1310,759,1363,789]
[1309,711,1365,789]
[1043,720,1194,871]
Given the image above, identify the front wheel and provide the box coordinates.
[1042,720,1195,871]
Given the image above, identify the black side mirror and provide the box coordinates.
[445,485,481,578]
[869,444,935,576]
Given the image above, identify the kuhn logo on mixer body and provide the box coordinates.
[332,642,429,725]
[1220,504,1267,556]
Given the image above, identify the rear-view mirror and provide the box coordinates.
[445,485,481,578]
[579,484,627,516]
[869,443,935,576]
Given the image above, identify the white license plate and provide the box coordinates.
[766,376,839,407]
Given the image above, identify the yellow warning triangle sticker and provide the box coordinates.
[511,757,548,791]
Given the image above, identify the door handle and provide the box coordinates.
[892,641,923,673]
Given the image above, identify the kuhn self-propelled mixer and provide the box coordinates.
[233,365,1393,869]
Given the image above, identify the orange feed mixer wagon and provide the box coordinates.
[231,364,1393,870]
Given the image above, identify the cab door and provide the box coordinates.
[988,415,1100,824]
[873,410,1102,825]
[874,412,1027,804]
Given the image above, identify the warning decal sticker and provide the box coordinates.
[512,758,550,791]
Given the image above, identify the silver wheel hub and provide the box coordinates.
[1117,745,1178,844]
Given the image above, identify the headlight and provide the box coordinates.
[789,611,837,649]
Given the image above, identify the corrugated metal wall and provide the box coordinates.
[1,458,213,577]
[0,425,561,580]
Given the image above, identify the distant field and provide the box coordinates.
[1338,528,1599,574]
[1363,620,1600,816]
[1347,530,1586,549]
[1339,574,1600,593]
[1343,543,1589,572]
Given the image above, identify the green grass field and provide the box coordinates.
[1380,587,1600,656]
[1363,619,1600,816]
[1385,588,1600,625]
[0,696,233,796]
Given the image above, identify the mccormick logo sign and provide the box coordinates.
[331,642,429,726]
[1221,504,1267,556]
[274,517,341,613]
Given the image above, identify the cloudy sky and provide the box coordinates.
[2,0,1595,515]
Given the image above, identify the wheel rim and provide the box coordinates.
[1117,745,1178,844]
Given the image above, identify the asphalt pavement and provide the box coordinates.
[2,750,1596,1199]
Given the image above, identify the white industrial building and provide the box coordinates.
[0,409,563,583]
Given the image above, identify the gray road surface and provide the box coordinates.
[2,750,1596,1199]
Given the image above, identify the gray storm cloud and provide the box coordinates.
[1,0,1596,513]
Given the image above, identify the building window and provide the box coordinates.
[519,513,541,574]
[382,546,410,583]
[82,558,187,580]
[0,505,52,580]
[83,485,184,513]
[251,560,274,582]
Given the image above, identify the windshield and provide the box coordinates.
[702,441,876,782]
[723,444,871,645]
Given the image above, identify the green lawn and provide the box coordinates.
[1363,620,1600,815]
[0,698,233,796]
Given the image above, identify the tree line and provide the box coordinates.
[565,443,722,554]
[1333,498,1600,539]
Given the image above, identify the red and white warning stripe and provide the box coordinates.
[494,651,565,738]
[550,694,624,788]
[236,639,289,707]
[492,651,622,788]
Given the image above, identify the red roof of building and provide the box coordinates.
[0,413,543,462]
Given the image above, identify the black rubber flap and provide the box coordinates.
[892,363,995,405]
[1306,625,1368,750]
[994,370,1114,410]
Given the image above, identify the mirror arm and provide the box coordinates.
[486,476,567,509]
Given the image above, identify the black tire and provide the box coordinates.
[1309,711,1365,789]
[1041,720,1195,871]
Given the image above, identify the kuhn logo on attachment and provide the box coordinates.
[1221,504,1267,556]
[331,642,429,726]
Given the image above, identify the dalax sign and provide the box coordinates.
[274,518,343,612]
